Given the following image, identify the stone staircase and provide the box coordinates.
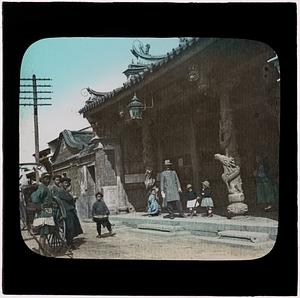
[134,223,190,236]
[109,213,278,249]
[191,230,275,250]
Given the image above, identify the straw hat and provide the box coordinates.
[202,180,210,188]
[164,159,172,166]
[186,184,192,189]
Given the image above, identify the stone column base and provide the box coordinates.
[228,193,245,203]
[227,202,248,216]
[118,206,129,213]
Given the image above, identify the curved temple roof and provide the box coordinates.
[51,130,94,164]
[79,38,205,116]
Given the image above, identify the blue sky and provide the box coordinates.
[20,37,179,162]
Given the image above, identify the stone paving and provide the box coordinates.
[21,212,277,260]
[109,211,278,239]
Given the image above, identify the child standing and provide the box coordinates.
[186,184,200,216]
[92,190,115,238]
[200,180,214,217]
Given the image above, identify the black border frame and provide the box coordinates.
[2,2,297,295]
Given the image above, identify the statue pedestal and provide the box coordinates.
[227,202,248,216]
[228,193,245,203]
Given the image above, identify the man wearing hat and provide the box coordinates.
[31,172,55,256]
[50,174,62,198]
[56,177,83,249]
[160,160,185,219]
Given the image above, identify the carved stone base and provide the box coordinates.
[228,193,245,203]
[227,202,248,216]
[118,206,130,213]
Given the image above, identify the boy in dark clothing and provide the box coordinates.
[186,184,200,216]
[200,180,214,217]
[92,190,115,238]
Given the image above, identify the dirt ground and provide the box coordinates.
[21,221,272,260]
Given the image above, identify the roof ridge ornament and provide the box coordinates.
[131,40,166,61]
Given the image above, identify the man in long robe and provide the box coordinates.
[56,177,83,249]
[49,174,62,198]
[160,160,185,219]
[254,156,278,211]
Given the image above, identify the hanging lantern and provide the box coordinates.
[127,93,144,120]
[187,65,200,82]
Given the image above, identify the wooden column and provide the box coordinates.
[142,118,156,171]
[114,142,132,212]
[189,113,200,191]
[218,82,240,164]
[215,80,248,216]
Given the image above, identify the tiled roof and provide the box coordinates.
[79,37,204,115]
[51,130,94,164]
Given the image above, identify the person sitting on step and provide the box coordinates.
[146,186,161,216]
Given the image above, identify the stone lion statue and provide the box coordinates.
[214,153,248,216]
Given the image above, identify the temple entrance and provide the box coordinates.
[191,94,224,206]
[151,93,221,209]
[159,117,193,190]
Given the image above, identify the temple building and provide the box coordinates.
[79,38,280,214]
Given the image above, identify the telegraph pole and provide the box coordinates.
[19,74,52,182]
[32,75,40,171]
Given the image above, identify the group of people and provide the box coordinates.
[146,155,279,218]
[28,155,278,255]
[30,172,116,256]
[145,160,214,219]
[31,173,83,255]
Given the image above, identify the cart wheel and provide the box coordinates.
[46,218,66,252]
[46,196,67,253]
[19,192,27,231]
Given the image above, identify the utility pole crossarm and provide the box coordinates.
[19,104,52,106]
[20,85,52,87]
[20,91,52,93]
[20,97,52,100]
[21,78,51,80]
[19,74,53,182]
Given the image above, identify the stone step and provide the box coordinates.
[218,230,270,243]
[132,228,190,237]
[109,213,278,239]
[137,224,185,233]
[195,235,275,251]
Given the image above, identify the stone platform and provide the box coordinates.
[109,212,278,249]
